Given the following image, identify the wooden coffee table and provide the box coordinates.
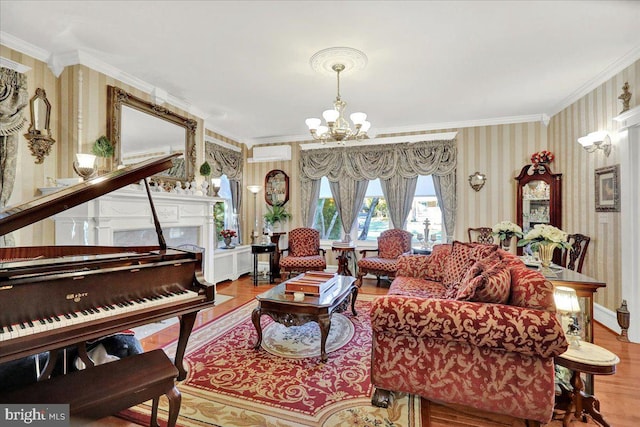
[251,275,358,362]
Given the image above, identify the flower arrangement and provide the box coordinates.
[517,224,572,251]
[530,150,554,165]
[492,220,523,241]
[220,229,237,239]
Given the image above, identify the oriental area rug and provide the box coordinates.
[121,295,421,427]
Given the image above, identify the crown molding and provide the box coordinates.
[0,31,49,62]
[549,44,640,117]
[204,135,242,152]
[0,56,31,73]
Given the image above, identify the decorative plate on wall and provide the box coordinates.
[264,169,289,206]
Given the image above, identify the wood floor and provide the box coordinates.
[101,275,639,427]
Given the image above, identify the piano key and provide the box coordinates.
[0,289,200,343]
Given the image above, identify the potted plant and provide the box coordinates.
[264,204,291,231]
[91,135,114,173]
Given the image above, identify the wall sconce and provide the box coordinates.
[73,153,97,181]
[468,172,486,192]
[247,185,262,244]
[211,178,221,197]
[577,131,611,157]
[554,286,582,348]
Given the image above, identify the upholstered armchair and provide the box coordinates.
[356,229,412,287]
[279,228,326,281]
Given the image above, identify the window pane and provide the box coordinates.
[406,176,443,246]
[357,179,389,241]
[313,177,342,239]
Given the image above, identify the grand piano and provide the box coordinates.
[0,154,215,382]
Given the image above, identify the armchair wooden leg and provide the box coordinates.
[356,272,364,287]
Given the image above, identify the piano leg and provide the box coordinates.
[175,312,197,381]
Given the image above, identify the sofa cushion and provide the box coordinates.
[389,277,447,299]
[442,241,498,288]
[424,244,451,281]
[456,258,511,304]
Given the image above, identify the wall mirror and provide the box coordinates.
[264,169,289,206]
[24,88,56,164]
[107,85,197,184]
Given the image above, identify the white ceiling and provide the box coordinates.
[1,1,639,146]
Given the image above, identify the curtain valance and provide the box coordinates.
[204,141,243,180]
[299,139,456,182]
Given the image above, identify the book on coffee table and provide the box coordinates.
[284,271,337,295]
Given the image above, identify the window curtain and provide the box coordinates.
[0,67,28,247]
[433,174,457,242]
[328,179,369,238]
[380,175,418,229]
[299,139,456,236]
[204,141,244,242]
[301,179,321,227]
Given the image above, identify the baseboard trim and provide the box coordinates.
[594,303,621,335]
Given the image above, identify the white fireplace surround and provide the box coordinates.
[51,187,221,283]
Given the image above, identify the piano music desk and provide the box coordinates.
[0,349,181,426]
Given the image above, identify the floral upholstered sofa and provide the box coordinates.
[370,241,568,426]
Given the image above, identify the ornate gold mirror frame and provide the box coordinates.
[107,85,197,184]
[24,88,55,164]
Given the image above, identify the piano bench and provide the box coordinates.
[0,349,181,427]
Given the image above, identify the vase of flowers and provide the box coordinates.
[492,220,523,251]
[518,224,572,275]
[220,229,237,248]
[530,150,554,166]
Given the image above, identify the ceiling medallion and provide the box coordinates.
[305,47,370,144]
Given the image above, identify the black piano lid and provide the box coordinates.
[0,153,180,236]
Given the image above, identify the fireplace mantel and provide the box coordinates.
[51,188,221,283]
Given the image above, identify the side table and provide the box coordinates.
[332,243,356,276]
[554,341,619,427]
[251,244,276,286]
[270,232,286,278]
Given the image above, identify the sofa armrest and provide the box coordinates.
[396,254,430,277]
[370,295,568,358]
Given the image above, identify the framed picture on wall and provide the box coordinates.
[264,169,289,206]
[595,164,620,212]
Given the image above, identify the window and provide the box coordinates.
[313,176,443,244]
[405,176,443,246]
[357,179,389,241]
[313,177,342,240]
[214,175,237,246]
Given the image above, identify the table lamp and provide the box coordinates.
[554,286,582,348]
[247,185,262,244]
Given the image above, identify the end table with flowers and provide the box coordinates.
[518,224,572,276]
[220,229,237,248]
[492,220,523,251]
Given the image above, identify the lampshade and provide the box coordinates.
[554,286,581,314]
[350,112,367,125]
[211,178,221,187]
[322,109,339,123]
[247,185,262,194]
[305,118,321,131]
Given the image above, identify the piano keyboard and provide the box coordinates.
[0,289,199,342]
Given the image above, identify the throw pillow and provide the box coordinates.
[442,241,498,288]
[424,244,452,282]
[456,258,511,304]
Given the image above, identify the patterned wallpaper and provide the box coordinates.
[548,60,639,312]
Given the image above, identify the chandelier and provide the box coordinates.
[305,62,371,144]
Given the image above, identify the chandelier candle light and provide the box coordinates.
[305,47,371,144]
